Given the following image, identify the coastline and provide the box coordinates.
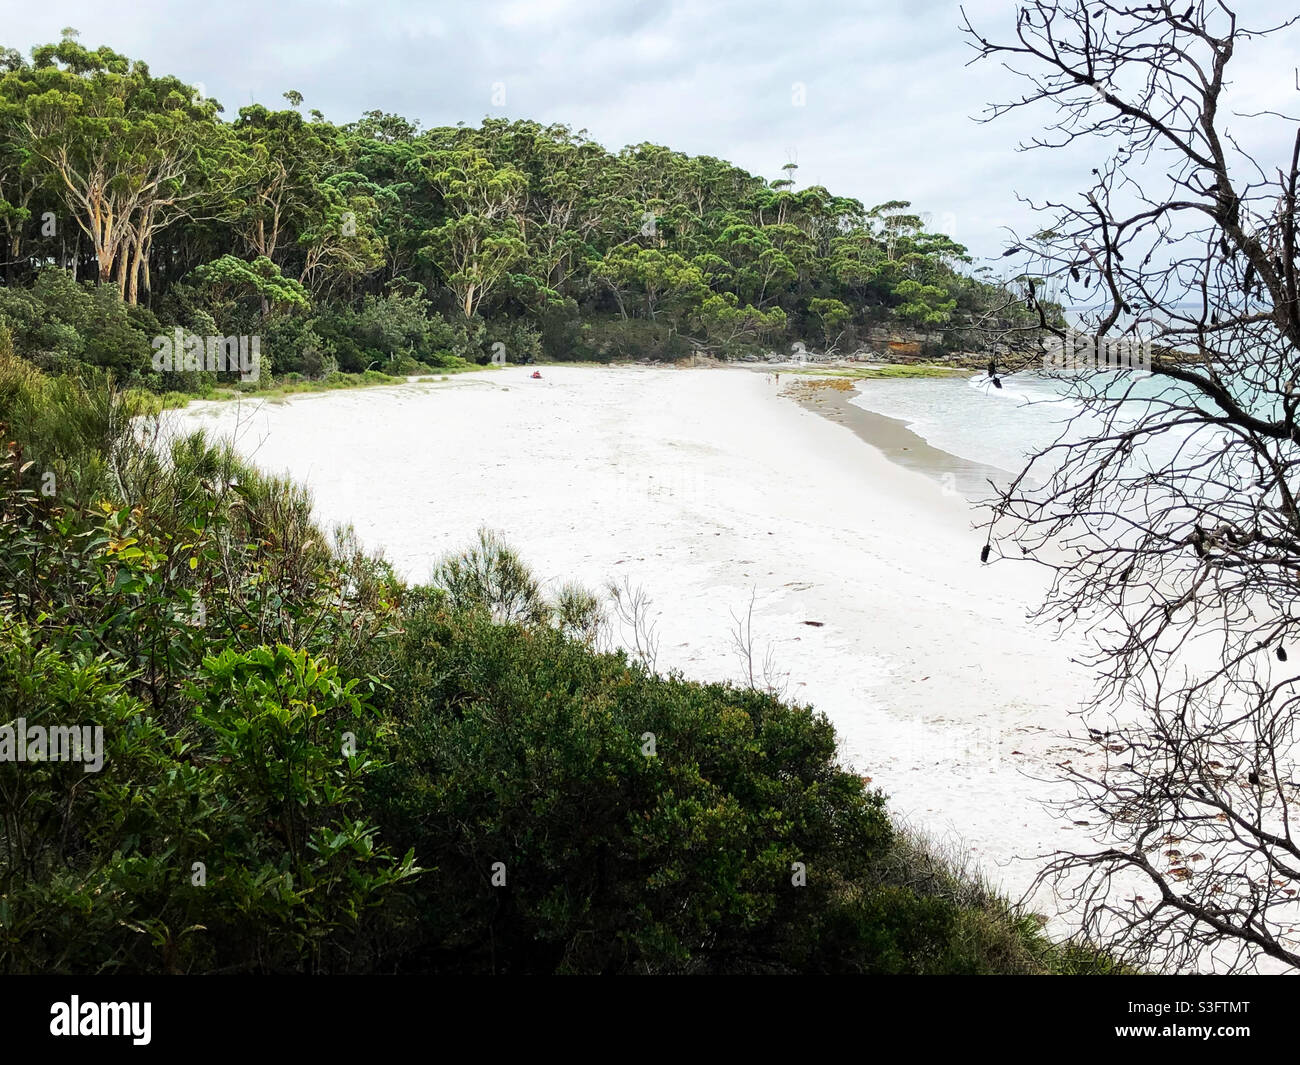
[136,358,974,415]
[782,376,1014,500]
[169,364,1101,927]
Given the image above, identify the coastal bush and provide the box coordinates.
[0,352,399,700]
[551,580,604,645]
[0,356,1123,975]
[535,297,585,361]
[581,317,694,362]
[359,601,964,974]
[0,268,152,380]
[485,318,543,365]
[357,553,1124,974]
[431,526,549,626]
[310,293,473,373]
[0,366,414,972]
[0,620,418,974]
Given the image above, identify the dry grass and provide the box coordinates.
[801,377,856,392]
[784,377,857,400]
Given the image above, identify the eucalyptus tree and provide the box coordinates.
[227,102,340,271]
[189,253,310,321]
[3,37,218,302]
[475,119,608,312]
[419,143,527,319]
[0,54,45,282]
[594,245,707,321]
[343,114,432,286]
[827,228,889,309]
[708,216,800,309]
[297,171,386,298]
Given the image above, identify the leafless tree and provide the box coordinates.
[606,576,660,672]
[963,1,1300,972]
[727,586,790,698]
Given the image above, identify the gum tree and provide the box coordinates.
[3,37,216,302]
[419,144,527,319]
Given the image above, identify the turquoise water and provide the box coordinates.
[849,371,1216,481]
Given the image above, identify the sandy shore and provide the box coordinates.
[783,377,1013,500]
[171,364,1102,926]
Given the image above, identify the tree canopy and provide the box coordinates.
[0,33,1043,384]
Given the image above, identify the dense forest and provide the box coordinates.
[0,33,1040,392]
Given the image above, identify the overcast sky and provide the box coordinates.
[4,0,1298,265]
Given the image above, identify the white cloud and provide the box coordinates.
[5,0,1298,262]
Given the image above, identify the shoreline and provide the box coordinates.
[170,364,1099,925]
[782,377,1014,500]
[133,358,973,415]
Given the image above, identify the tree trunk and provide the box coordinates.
[127,232,144,305]
[114,242,129,299]
[141,235,153,302]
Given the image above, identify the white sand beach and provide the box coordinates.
[172,364,1102,925]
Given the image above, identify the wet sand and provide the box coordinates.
[785,378,1013,501]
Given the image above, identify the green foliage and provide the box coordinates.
[551,581,603,645]
[0,38,1047,388]
[0,354,415,973]
[486,317,543,365]
[578,316,693,362]
[0,269,152,379]
[189,255,311,315]
[0,621,418,974]
[0,355,1125,972]
[360,602,941,973]
[695,292,787,352]
[893,278,957,327]
[419,146,528,318]
[808,297,853,347]
[302,291,472,374]
[431,526,548,626]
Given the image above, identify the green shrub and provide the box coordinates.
[0,269,152,380]
[551,581,604,645]
[358,599,960,973]
[431,526,548,626]
[579,317,694,362]
[0,622,417,974]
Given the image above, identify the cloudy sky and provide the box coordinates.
[4,0,1297,263]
